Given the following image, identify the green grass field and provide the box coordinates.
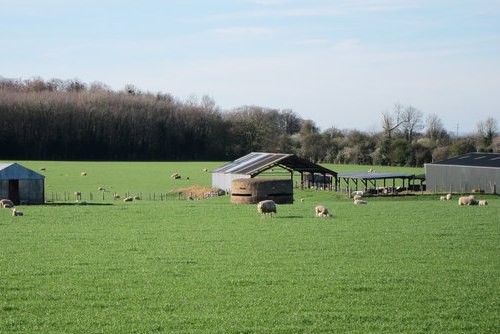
[1,161,499,333]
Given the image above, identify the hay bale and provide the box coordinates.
[231,178,293,204]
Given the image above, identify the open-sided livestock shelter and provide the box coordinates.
[0,163,45,204]
[425,152,500,194]
[212,152,337,194]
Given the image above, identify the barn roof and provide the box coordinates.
[337,172,416,180]
[0,163,45,180]
[428,152,500,168]
[212,152,337,177]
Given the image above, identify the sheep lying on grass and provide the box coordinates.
[354,199,368,205]
[315,205,332,218]
[257,200,276,217]
[440,193,453,201]
[12,208,23,216]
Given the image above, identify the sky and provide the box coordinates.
[1,0,499,134]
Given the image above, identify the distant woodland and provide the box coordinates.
[1,77,499,165]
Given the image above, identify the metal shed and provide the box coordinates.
[425,152,500,194]
[0,163,45,205]
[212,152,337,193]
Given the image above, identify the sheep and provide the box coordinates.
[171,173,181,179]
[478,200,488,206]
[123,197,134,202]
[353,194,363,201]
[80,172,87,176]
[1,199,14,208]
[315,205,332,218]
[300,198,305,203]
[458,195,479,206]
[203,168,208,172]
[12,208,23,216]
[440,195,446,201]
[257,200,276,217]
[354,199,368,205]
[446,193,452,201]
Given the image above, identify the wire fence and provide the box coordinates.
[46,191,186,203]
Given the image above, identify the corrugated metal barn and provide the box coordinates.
[425,152,500,194]
[0,163,45,205]
[212,152,337,193]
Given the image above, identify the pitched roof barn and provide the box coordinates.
[0,163,45,204]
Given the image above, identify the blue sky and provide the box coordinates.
[1,0,499,133]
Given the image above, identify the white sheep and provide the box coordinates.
[446,193,452,201]
[12,208,23,216]
[123,197,134,202]
[257,200,276,217]
[80,171,87,176]
[478,200,488,206]
[351,190,364,197]
[1,199,14,208]
[354,199,368,205]
[315,205,332,218]
[440,195,446,201]
[458,195,479,206]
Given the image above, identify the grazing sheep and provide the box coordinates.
[446,193,452,201]
[257,200,277,217]
[80,172,87,176]
[354,199,368,205]
[123,197,133,202]
[12,208,23,216]
[300,198,305,203]
[315,205,332,218]
[171,173,181,179]
[203,168,208,172]
[478,200,488,206]
[458,195,479,206]
[440,195,446,201]
[1,199,14,208]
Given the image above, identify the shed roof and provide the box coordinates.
[0,163,45,180]
[337,172,416,180]
[427,152,500,168]
[212,152,337,177]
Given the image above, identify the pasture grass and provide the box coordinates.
[0,161,498,333]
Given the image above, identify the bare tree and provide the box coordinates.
[477,117,498,148]
[382,103,405,138]
[401,106,424,142]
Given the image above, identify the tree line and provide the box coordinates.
[0,76,498,165]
